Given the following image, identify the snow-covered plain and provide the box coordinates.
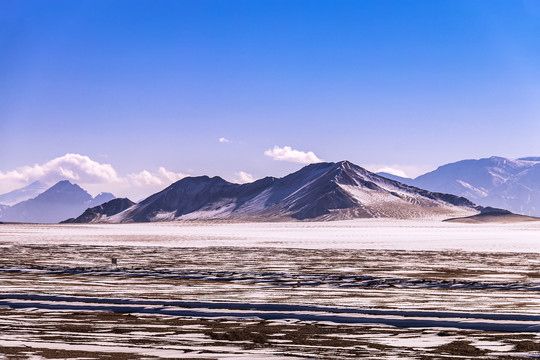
[1,219,540,252]
[1,220,540,359]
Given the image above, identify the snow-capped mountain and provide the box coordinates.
[0,180,116,223]
[81,161,480,223]
[377,156,540,216]
[62,198,135,223]
[0,181,48,206]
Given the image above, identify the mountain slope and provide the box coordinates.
[444,208,540,224]
[396,156,540,216]
[62,198,135,223]
[101,161,479,223]
[0,181,48,206]
[375,172,414,185]
[0,181,116,223]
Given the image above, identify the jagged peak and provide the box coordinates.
[169,175,231,187]
[53,180,74,187]
[44,180,88,194]
[338,160,353,167]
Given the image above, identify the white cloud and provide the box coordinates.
[0,153,121,186]
[127,167,187,187]
[158,167,187,183]
[127,170,163,187]
[264,146,322,164]
[233,171,255,184]
[219,137,230,143]
[0,154,188,200]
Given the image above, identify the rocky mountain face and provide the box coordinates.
[0,181,48,206]
[62,198,135,223]
[0,181,115,223]
[84,161,480,223]
[378,157,540,216]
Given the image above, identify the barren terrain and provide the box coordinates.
[1,220,539,359]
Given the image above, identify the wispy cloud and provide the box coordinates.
[233,171,255,184]
[264,145,322,164]
[219,137,230,143]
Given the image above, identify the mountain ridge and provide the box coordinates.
[0,181,48,206]
[0,181,116,223]
[376,156,540,216]
[73,160,481,223]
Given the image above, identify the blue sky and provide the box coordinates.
[1,0,540,198]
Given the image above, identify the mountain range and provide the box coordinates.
[62,198,135,223]
[377,156,540,216]
[2,156,538,224]
[0,181,115,223]
[0,181,48,206]
[65,161,480,223]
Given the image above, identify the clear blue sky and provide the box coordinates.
[1,0,540,197]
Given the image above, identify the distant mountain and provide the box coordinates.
[378,156,540,216]
[83,161,480,223]
[375,172,413,185]
[62,198,135,223]
[0,204,7,218]
[88,192,116,208]
[0,180,115,223]
[444,208,540,224]
[0,181,48,206]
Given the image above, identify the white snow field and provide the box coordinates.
[1,220,540,359]
[2,219,540,251]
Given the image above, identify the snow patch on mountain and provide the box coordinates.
[394,156,540,216]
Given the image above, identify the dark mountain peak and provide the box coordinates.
[75,159,482,223]
[338,160,354,168]
[36,181,92,203]
[0,181,106,223]
[170,175,231,188]
[296,161,337,172]
[52,180,74,188]
[286,161,360,181]
[62,198,135,223]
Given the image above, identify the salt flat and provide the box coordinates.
[1,219,540,252]
[1,220,540,359]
